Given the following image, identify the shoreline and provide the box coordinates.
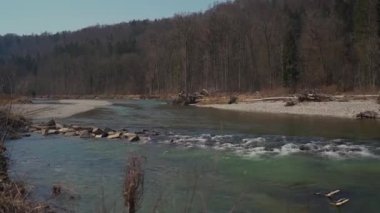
[12,99,112,120]
[198,100,380,119]
[7,96,380,120]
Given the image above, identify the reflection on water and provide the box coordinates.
[6,100,380,212]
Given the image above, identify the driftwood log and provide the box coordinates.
[172,91,204,106]
[297,91,333,102]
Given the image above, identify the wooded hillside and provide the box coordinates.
[1,0,380,95]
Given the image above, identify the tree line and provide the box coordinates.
[1,0,380,96]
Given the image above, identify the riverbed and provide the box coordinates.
[6,99,380,212]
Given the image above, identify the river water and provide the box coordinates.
[6,100,380,212]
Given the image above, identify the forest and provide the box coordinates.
[1,0,380,95]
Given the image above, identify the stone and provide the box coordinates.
[95,134,104,138]
[107,132,121,139]
[124,133,140,142]
[104,127,114,133]
[65,132,78,137]
[79,130,91,138]
[59,128,73,134]
[42,129,49,136]
[92,128,104,135]
[356,111,378,119]
[228,96,238,104]
[299,145,310,151]
[52,185,62,196]
[47,129,59,135]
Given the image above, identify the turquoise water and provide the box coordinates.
[6,100,380,212]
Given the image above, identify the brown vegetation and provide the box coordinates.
[123,156,145,213]
[1,0,380,96]
[0,108,50,212]
[0,181,50,213]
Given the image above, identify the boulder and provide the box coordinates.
[356,111,379,119]
[299,145,311,151]
[104,127,114,133]
[47,129,59,135]
[71,125,82,130]
[65,132,78,137]
[107,132,121,139]
[228,96,238,104]
[59,128,74,134]
[124,133,140,142]
[79,130,91,138]
[41,129,49,136]
[92,128,104,135]
[95,134,104,138]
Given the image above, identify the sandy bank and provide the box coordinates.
[199,100,380,119]
[11,99,111,119]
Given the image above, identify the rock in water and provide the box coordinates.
[59,128,73,134]
[42,129,49,136]
[65,132,78,137]
[124,133,140,142]
[47,129,59,135]
[107,132,121,139]
[356,111,378,119]
[104,127,114,133]
[79,130,91,138]
[92,128,104,135]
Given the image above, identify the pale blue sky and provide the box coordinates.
[0,0,221,35]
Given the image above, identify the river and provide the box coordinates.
[6,100,380,212]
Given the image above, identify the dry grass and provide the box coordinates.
[0,181,50,213]
[124,156,145,213]
[0,103,50,212]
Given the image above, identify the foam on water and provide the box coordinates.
[154,133,379,159]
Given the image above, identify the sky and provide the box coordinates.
[0,0,221,35]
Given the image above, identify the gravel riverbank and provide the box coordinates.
[199,100,380,119]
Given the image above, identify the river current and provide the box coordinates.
[6,100,380,212]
